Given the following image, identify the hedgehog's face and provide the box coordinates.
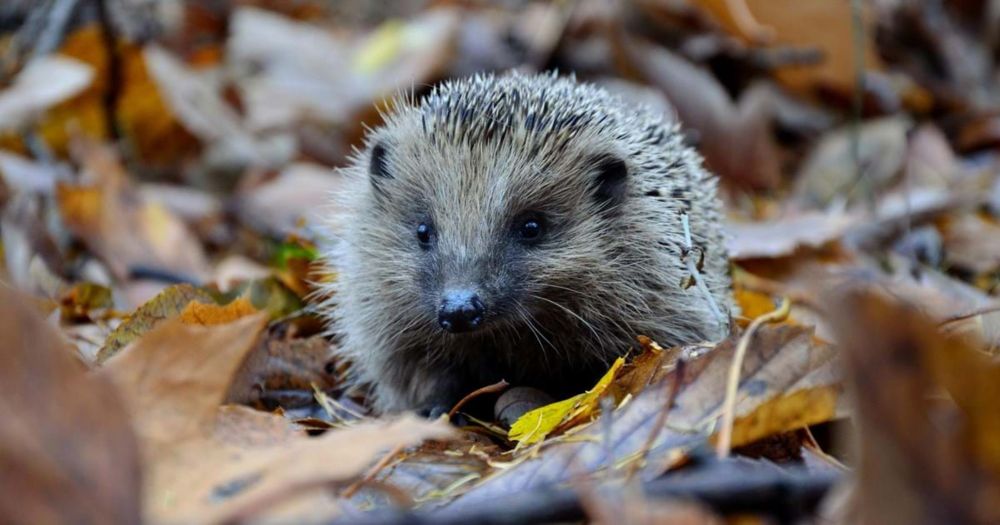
[357,125,630,342]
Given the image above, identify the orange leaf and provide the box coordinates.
[179,297,259,326]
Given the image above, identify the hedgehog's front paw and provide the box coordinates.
[419,404,451,420]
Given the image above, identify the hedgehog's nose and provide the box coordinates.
[438,290,485,333]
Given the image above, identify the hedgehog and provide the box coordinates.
[320,72,733,414]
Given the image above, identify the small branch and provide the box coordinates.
[716,297,791,458]
[30,0,81,61]
[94,0,122,143]
[448,379,509,419]
[341,444,406,498]
[627,358,685,481]
[680,213,726,333]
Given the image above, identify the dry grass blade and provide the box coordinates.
[716,297,791,458]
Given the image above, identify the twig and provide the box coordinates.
[94,0,122,143]
[340,443,406,498]
[30,0,81,61]
[938,304,1000,327]
[849,0,875,214]
[626,358,685,481]
[680,213,726,334]
[724,0,775,44]
[448,379,509,419]
[715,297,791,458]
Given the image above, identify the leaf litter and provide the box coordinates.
[2,1,1000,523]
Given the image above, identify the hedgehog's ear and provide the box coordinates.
[369,142,392,192]
[590,154,628,209]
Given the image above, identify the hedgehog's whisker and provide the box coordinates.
[513,302,558,365]
[527,294,606,361]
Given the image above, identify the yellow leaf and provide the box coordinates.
[509,357,625,445]
[178,297,259,326]
[353,20,405,73]
[717,386,840,449]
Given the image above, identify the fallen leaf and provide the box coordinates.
[0,56,94,131]
[97,283,216,363]
[412,324,841,507]
[0,285,141,524]
[831,288,1000,524]
[101,313,270,445]
[615,36,783,189]
[236,162,345,237]
[178,296,259,325]
[726,212,857,259]
[144,45,292,170]
[792,116,911,208]
[692,0,882,98]
[509,357,625,446]
[55,141,209,283]
[940,213,1000,276]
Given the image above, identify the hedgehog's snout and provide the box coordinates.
[438,289,486,333]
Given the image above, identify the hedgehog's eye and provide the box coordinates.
[514,213,545,244]
[416,222,433,248]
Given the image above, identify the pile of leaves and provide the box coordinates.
[2,0,1000,523]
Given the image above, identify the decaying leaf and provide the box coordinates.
[727,212,857,259]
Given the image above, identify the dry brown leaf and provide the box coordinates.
[726,212,857,259]
[832,288,1000,524]
[226,330,338,410]
[100,309,450,523]
[413,324,841,508]
[792,116,910,208]
[144,45,293,170]
[55,141,209,284]
[940,213,1000,276]
[692,0,882,98]
[0,285,141,524]
[237,162,345,236]
[101,313,269,445]
[615,36,782,189]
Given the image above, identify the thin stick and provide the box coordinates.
[680,213,726,332]
[341,443,406,498]
[448,379,509,419]
[938,304,1000,327]
[716,297,790,458]
[627,358,685,480]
